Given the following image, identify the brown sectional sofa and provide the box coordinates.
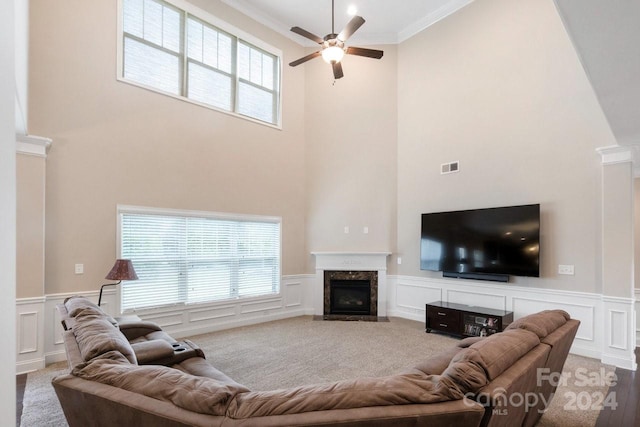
[53,296,579,426]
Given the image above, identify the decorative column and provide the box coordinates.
[16,134,52,373]
[597,145,637,370]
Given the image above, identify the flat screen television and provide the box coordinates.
[420,204,540,281]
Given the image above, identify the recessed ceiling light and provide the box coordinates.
[347,5,357,16]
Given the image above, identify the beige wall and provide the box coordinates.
[27,0,630,299]
[28,0,308,294]
[396,0,617,292]
[17,153,46,298]
[304,45,398,271]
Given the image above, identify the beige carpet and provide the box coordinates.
[21,316,613,426]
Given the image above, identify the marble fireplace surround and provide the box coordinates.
[311,252,391,319]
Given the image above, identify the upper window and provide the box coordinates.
[119,0,281,126]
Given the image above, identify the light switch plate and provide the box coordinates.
[558,265,574,275]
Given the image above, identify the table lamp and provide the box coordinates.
[98,259,138,306]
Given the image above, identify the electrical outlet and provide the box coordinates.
[344,226,349,234]
[75,264,84,274]
[363,226,369,234]
[558,265,574,275]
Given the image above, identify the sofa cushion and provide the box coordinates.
[73,311,137,364]
[441,348,488,394]
[72,351,249,416]
[226,373,464,419]
[442,328,540,392]
[64,296,118,326]
[505,309,570,338]
[457,336,485,348]
[468,328,540,380]
[406,345,463,376]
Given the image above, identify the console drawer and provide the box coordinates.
[426,306,460,333]
[427,306,458,323]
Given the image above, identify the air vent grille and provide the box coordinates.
[441,161,460,175]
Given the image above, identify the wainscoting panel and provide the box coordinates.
[395,281,442,314]
[387,275,635,369]
[188,305,237,323]
[602,296,637,369]
[609,310,628,350]
[144,311,186,329]
[284,278,304,308]
[240,298,284,315]
[18,311,39,354]
[511,296,596,342]
[16,297,46,374]
[18,275,316,372]
[446,289,506,310]
[635,288,640,344]
[16,274,637,372]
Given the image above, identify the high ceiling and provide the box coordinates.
[220,0,474,46]
[221,0,639,148]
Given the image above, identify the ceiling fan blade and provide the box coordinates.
[290,26,324,44]
[332,61,344,79]
[346,46,384,59]
[338,16,365,42]
[289,51,322,67]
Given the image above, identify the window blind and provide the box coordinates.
[119,209,281,311]
[120,0,281,125]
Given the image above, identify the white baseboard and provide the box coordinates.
[16,358,45,374]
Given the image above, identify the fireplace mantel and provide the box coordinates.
[311,252,391,317]
[311,252,391,271]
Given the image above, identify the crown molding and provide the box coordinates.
[222,0,474,47]
[16,134,52,158]
[397,0,474,43]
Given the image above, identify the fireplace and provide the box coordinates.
[324,270,378,320]
[312,252,390,320]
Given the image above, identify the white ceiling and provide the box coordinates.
[220,0,474,46]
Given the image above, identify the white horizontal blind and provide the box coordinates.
[119,209,280,311]
[120,0,281,125]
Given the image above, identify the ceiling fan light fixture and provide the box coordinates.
[322,45,345,64]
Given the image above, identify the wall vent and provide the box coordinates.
[441,161,460,174]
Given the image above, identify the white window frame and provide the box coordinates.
[116,204,282,313]
[116,0,283,128]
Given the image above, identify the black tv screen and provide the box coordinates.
[420,204,540,280]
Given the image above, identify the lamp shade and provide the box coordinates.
[322,46,344,64]
[105,259,138,281]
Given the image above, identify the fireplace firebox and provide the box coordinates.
[324,270,378,320]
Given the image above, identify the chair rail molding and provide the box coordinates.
[16,134,52,157]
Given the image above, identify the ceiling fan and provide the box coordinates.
[288,0,384,80]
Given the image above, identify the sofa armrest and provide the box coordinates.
[118,321,164,341]
[131,340,176,365]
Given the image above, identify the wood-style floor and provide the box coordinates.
[594,348,640,427]
[16,372,27,425]
[14,349,640,426]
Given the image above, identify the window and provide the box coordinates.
[118,206,281,311]
[119,0,281,126]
